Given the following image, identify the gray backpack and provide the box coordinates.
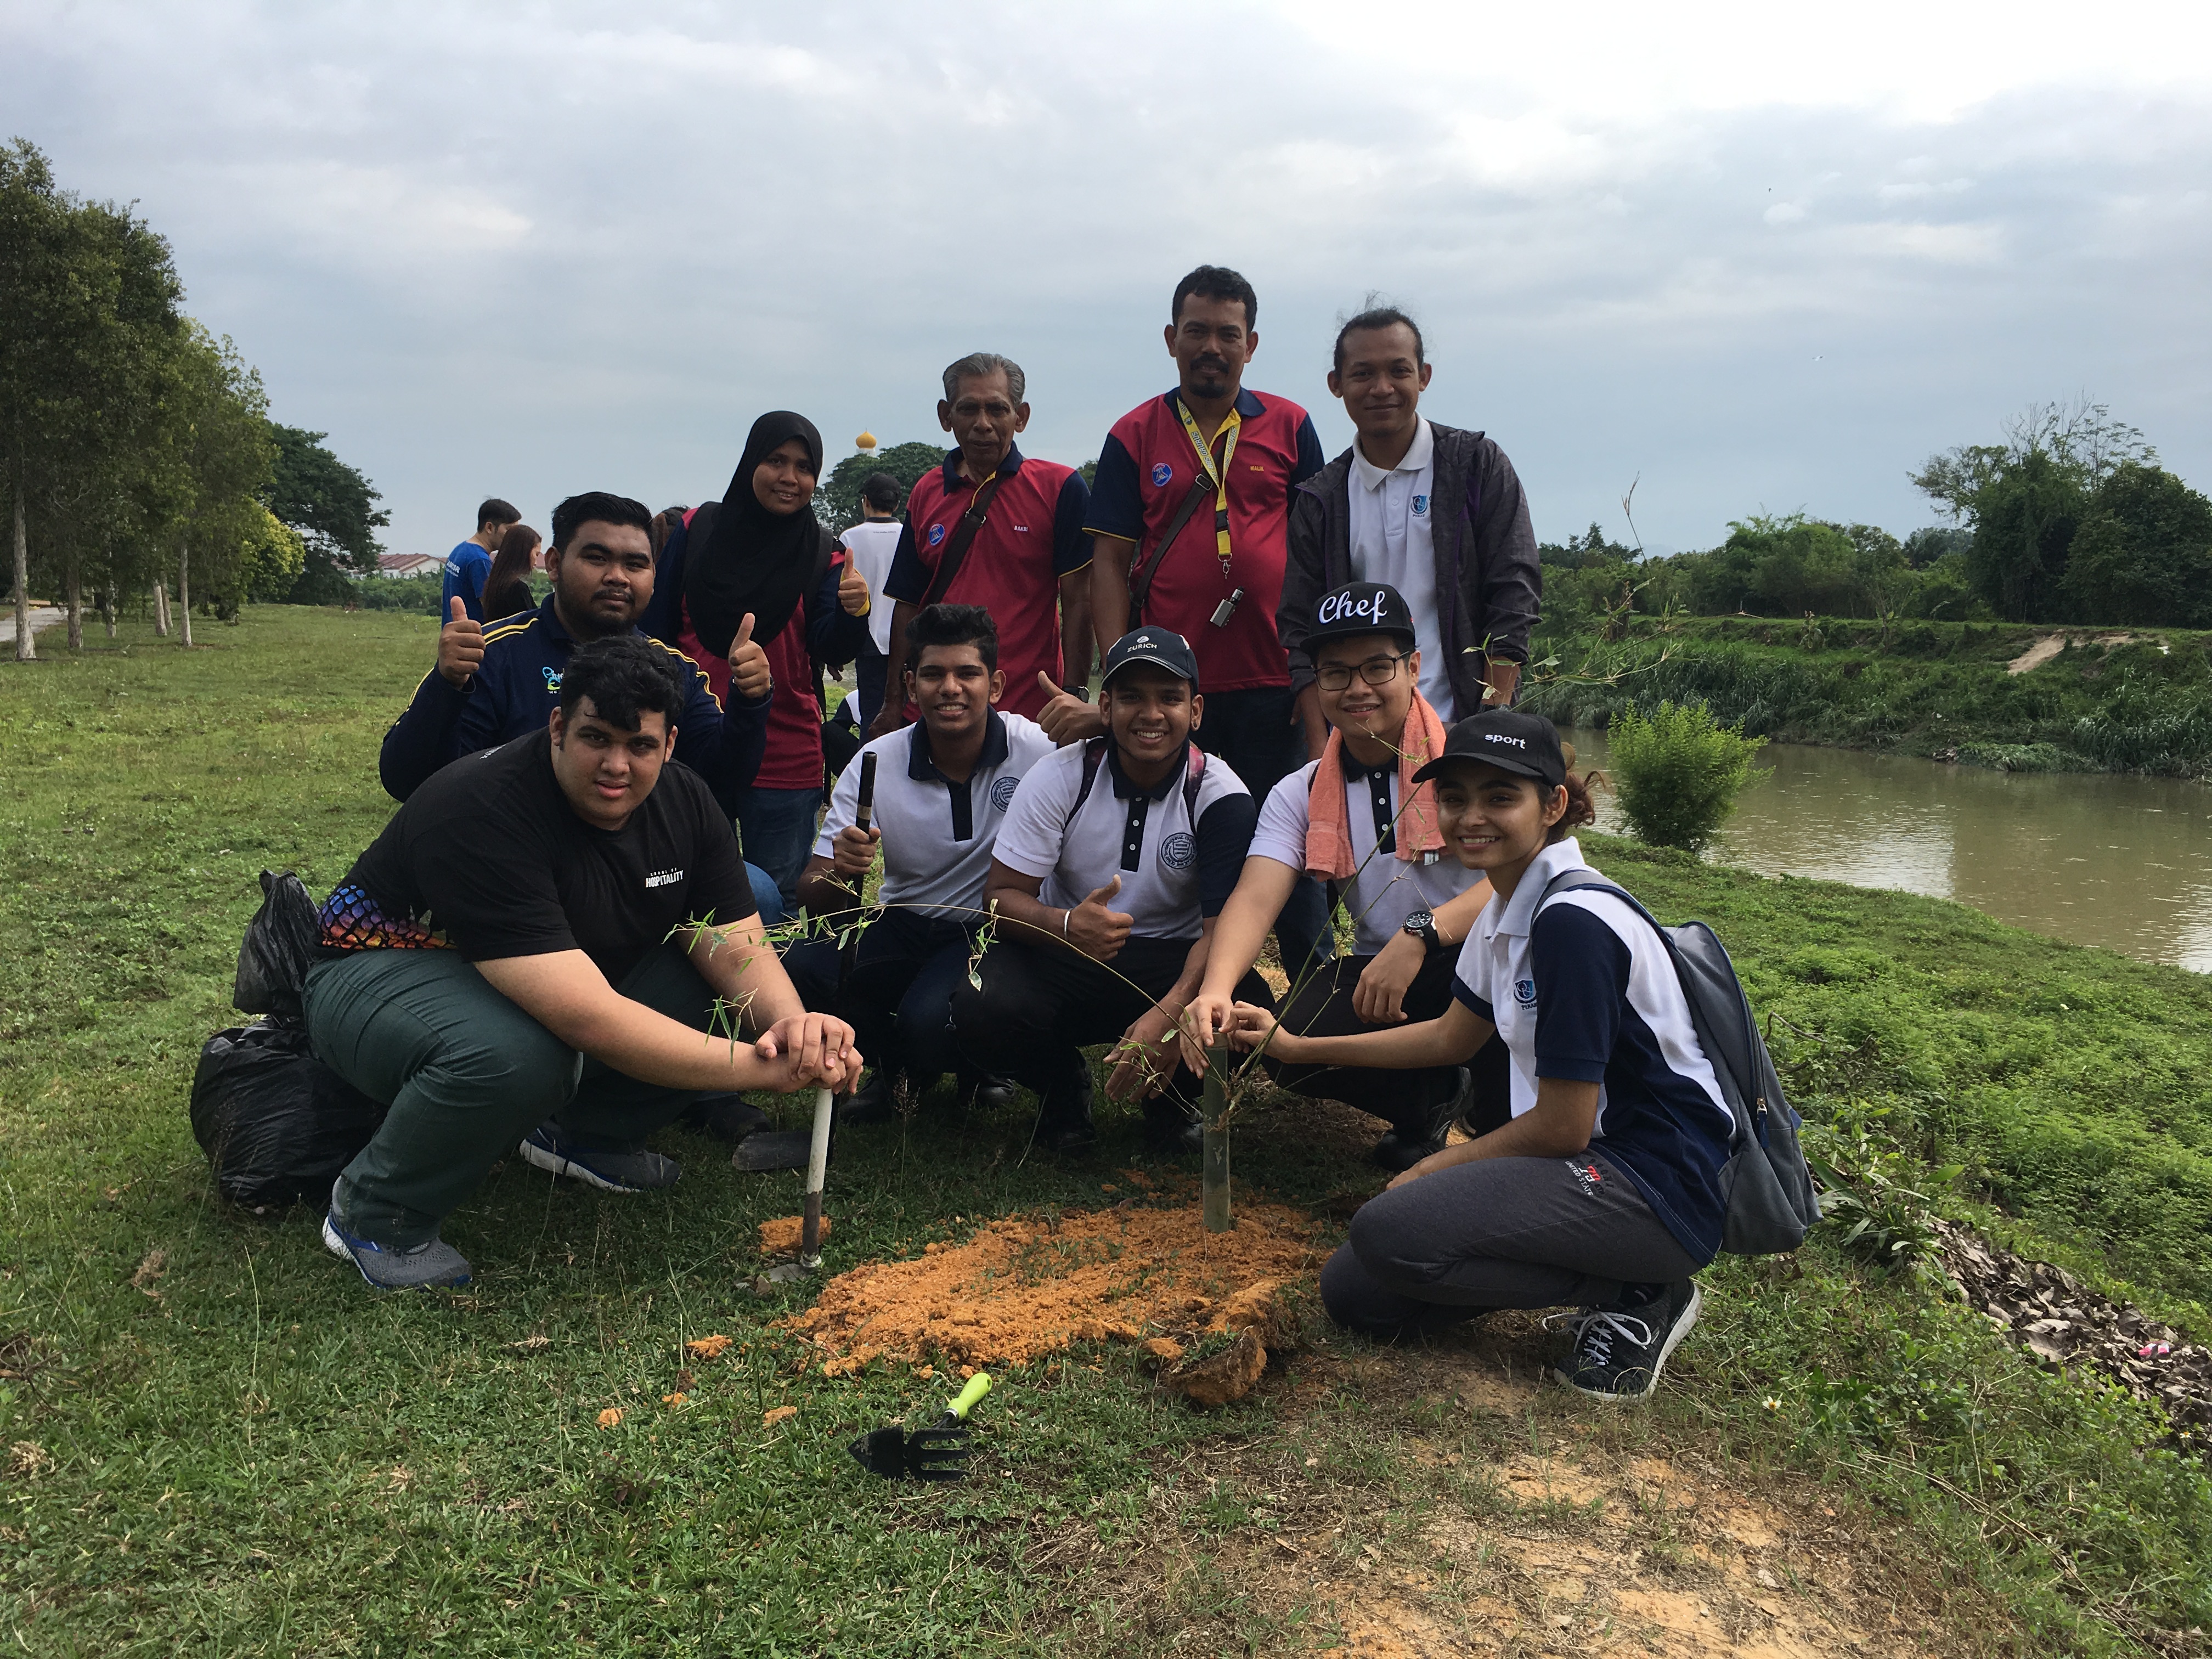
[1539,869,1820,1256]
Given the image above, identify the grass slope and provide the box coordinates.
[1525,614,2212,776]
[3,608,2210,1655]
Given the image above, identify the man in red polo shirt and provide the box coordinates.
[867,352,1092,733]
[1081,264,1329,973]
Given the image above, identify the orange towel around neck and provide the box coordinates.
[1302,692,1451,881]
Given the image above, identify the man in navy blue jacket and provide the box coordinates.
[379,493,773,825]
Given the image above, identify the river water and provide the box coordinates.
[1563,729,2212,973]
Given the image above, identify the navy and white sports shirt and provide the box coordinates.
[1451,838,1734,1262]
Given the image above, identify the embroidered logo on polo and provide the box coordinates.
[1150,462,1174,488]
[1157,831,1198,871]
[989,777,1019,812]
[1412,494,1430,516]
[541,667,562,692]
[928,523,946,547]
[1514,978,1538,1007]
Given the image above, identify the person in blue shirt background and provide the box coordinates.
[381,490,778,913]
[441,497,521,623]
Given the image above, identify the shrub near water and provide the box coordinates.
[1603,698,1767,851]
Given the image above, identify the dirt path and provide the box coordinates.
[2,605,65,650]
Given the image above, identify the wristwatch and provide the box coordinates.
[1403,909,1442,951]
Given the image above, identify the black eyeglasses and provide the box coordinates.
[1315,651,1412,691]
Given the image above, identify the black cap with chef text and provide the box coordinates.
[1101,626,1201,692]
[1304,581,1417,652]
[1411,709,1568,789]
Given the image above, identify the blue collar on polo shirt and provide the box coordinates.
[938,444,1028,490]
[906,710,1011,783]
[1164,387,1267,421]
[1105,742,1183,802]
[1491,838,1589,939]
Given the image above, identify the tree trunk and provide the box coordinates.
[12,491,33,663]
[152,576,170,636]
[65,557,82,652]
[101,584,116,639]
[177,541,193,648]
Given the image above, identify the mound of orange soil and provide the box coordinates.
[784,1203,1324,1374]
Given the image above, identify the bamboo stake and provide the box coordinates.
[1201,1041,1232,1233]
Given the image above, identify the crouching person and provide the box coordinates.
[1182,583,1509,1173]
[307,634,859,1289]
[783,604,1057,1122]
[952,628,1273,1154]
[1221,712,1729,1401]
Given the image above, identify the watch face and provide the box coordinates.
[1405,910,1434,933]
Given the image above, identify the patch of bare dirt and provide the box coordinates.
[1038,1316,2025,1657]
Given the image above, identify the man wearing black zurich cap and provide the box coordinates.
[953,626,1274,1153]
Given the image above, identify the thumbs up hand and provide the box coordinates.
[1065,874,1132,962]
[1036,670,1105,745]
[837,555,872,617]
[437,596,486,687]
[727,612,772,702]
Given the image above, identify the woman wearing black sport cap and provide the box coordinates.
[1222,709,1733,1402]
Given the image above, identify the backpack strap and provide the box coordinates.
[1535,868,1745,1145]
[1127,475,1216,633]
[919,472,1007,610]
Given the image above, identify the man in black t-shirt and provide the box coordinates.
[307,635,859,1289]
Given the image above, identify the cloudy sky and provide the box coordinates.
[7,0,2208,558]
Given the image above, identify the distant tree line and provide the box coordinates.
[2,139,387,659]
[1539,401,2212,636]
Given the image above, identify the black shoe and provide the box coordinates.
[962,1070,1017,1114]
[837,1070,898,1126]
[1033,1061,1096,1155]
[1369,1127,1446,1173]
[1549,1280,1703,1402]
[1142,1104,1203,1154]
[681,1093,769,1143]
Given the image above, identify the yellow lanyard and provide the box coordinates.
[1175,399,1240,577]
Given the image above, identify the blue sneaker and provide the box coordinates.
[520,1125,680,1193]
[1549,1280,1702,1402]
[321,1210,472,1289]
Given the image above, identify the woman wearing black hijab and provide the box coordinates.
[645,412,871,917]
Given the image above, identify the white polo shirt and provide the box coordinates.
[1249,759,1483,956]
[1348,418,1449,716]
[814,712,1058,919]
[994,741,1256,942]
[838,518,904,655]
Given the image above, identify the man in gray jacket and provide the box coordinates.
[1279,307,1541,754]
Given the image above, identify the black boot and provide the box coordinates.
[961,1070,1018,1114]
[681,1093,769,1144]
[837,1069,899,1126]
[1142,1100,1204,1154]
[1372,1070,1458,1172]
[1033,1058,1097,1155]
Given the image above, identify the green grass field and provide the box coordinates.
[4,608,2212,1655]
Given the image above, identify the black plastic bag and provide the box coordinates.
[190,1019,388,1208]
[234,870,321,1018]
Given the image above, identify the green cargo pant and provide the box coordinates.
[303,945,723,1248]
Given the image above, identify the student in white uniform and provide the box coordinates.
[953,627,1272,1154]
[1182,583,1508,1172]
[837,473,906,730]
[1223,711,1733,1402]
[783,604,1058,1119]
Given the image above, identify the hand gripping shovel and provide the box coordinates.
[734,751,878,1179]
[850,1372,992,1482]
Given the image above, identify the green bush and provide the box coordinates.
[1605,698,1767,851]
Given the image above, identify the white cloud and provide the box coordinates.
[1,0,2208,556]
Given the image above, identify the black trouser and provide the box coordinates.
[1195,685,1329,980]
[782,907,973,1087]
[1321,1151,1704,1338]
[1262,949,1513,1139]
[949,935,1273,1114]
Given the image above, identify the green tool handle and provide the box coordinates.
[947,1371,991,1421]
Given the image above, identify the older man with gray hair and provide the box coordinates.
[868,352,1093,731]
